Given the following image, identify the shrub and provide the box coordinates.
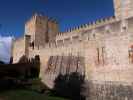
[53,72,85,100]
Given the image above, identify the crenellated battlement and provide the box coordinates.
[25,13,119,49]
[56,16,116,37]
[25,13,58,27]
[48,18,58,24]
[44,16,133,50]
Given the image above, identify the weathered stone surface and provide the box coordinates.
[85,81,133,100]
[44,55,85,88]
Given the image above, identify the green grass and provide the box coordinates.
[0,89,68,100]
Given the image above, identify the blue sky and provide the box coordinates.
[0,0,114,38]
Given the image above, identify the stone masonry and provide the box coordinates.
[13,0,133,98]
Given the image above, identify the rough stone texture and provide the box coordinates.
[41,55,85,88]
[48,20,59,43]
[34,14,48,47]
[113,0,133,19]
[45,56,85,75]
[85,81,133,100]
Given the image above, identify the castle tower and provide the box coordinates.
[48,19,59,43]
[113,0,133,20]
[25,13,59,48]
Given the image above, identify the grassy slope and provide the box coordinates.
[0,90,68,100]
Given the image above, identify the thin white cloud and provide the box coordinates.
[0,36,13,64]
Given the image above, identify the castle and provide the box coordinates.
[13,0,133,89]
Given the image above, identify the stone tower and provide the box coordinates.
[48,19,59,44]
[25,13,59,48]
[113,0,133,20]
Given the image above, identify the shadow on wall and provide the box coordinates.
[52,72,85,100]
[45,55,86,100]
[45,55,85,76]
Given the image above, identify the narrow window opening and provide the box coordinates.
[102,47,105,65]
[129,45,133,64]
[97,48,100,65]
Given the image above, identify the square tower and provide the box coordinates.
[48,19,59,43]
[113,0,133,19]
[25,13,48,48]
[25,13,59,48]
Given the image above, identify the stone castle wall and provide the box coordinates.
[13,37,25,63]
[13,16,133,88]
[25,31,133,88]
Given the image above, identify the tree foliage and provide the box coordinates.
[53,72,85,100]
